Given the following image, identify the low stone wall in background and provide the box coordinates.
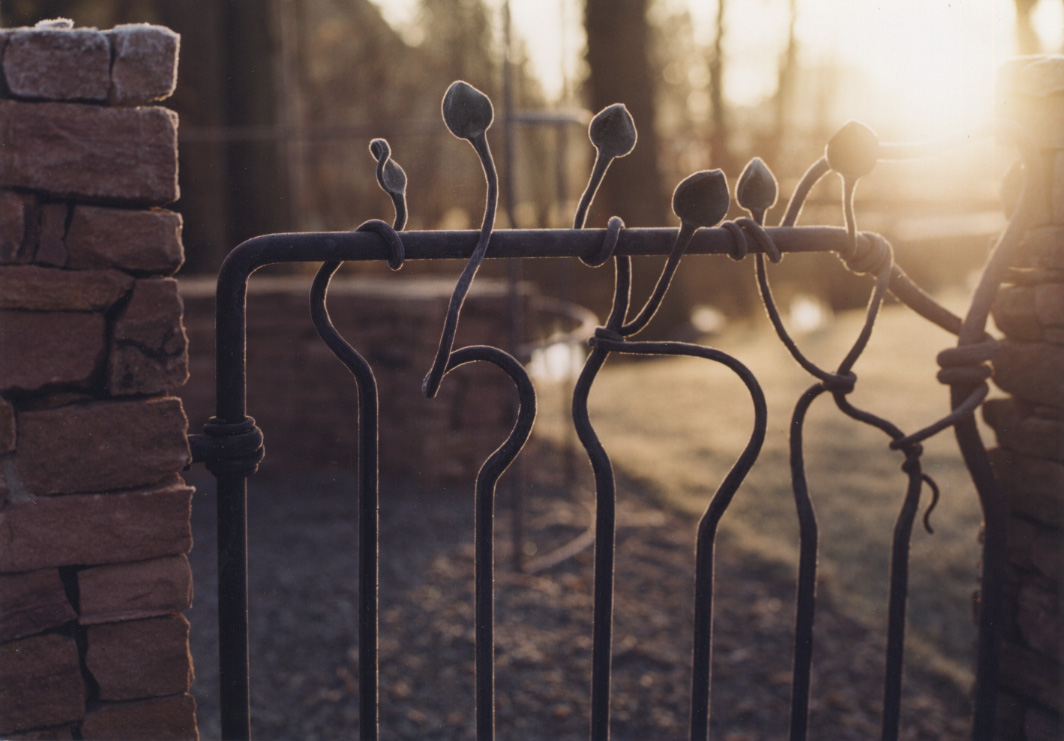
[984,55,1064,741]
[0,20,197,740]
[180,276,534,484]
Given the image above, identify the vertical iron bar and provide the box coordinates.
[788,384,827,741]
[572,347,616,741]
[958,412,1006,741]
[217,472,251,741]
[214,253,253,740]
[310,263,380,739]
[880,461,922,741]
[445,346,536,741]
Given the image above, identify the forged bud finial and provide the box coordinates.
[589,103,637,160]
[736,157,778,218]
[441,80,494,141]
[672,169,730,228]
[369,138,407,199]
[826,121,879,179]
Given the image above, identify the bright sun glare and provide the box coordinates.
[371,0,1063,137]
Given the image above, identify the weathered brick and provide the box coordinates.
[106,24,180,105]
[85,615,193,701]
[0,569,76,642]
[1053,151,1064,226]
[999,57,1064,99]
[4,724,76,740]
[1018,226,1064,270]
[0,100,179,205]
[993,284,1041,341]
[984,398,1064,461]
[35,203,68,267]
[0,190,35,263]
[0,266,133,312]
[0,633,85,736]
[1016,579,1062,659]
[14,397,189,496]
[81,693,196,741]
[999,638,1063,712]
[0,475,193,572]
[990,447,1064,526]
[0,394,13,453]
[993,340,1064,408]
[0,310,106,392]
[78,554,192,625]
[66,206,183,274]
[1,26,110,102]
[109,279,189,395]
[1035,281,1064,328]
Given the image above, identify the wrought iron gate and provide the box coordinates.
[186,81,1040,740]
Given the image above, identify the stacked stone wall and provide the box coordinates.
[985,55,1064,741]
[179,276,534,483]
[0,20,196,739]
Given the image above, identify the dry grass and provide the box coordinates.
[530,289,993,690]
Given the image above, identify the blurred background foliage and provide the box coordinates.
[3,0,1062,332]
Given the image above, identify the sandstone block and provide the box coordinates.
[106,24,180,105]
[14,397,189,496]
[66,205,183,274]
[4,724,75,739]
[993,340,1064,408]
[1,27,110,102]
[1054,151,1064,226]
[999,638,1062,712]
[990,447,1064,526]
[998,57,1064,99]
[0,311,106,392]
[0,190,35,263]
[1024,705,1062,741]
[0,476,193,572]
[1016,579,1062,659]
[984,398,1064,461]
[0,100,179,205]
[0,266,133,312]
[0,633,85,735]
[78,554,192,625]
[109,278,189,395]
[1035,281,1064,328]
[0,569,76,642]
[35,203,68,267]
[1018,226,1064,270]
[82,693,196,741]
[85,615,193,701]
[0,395,13,453]
[991,283,1042,340]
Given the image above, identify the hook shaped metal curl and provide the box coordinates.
[369,138,408,231]
[423,81,499,399]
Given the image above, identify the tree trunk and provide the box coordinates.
[583,0,666,227]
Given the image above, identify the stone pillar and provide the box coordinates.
[0,20,197,740]
[984,56,1064,741]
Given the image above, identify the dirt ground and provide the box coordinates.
[185,440,974,741]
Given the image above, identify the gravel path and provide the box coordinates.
[185,445,972,740]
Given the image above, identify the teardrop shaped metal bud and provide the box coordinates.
[369,138,390,162]
[825,121,879,179]
[589,103,637,159]
[736,157,778,213]
[380,158,407,197]
[672,169,730,228]
[441,80,494,140]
